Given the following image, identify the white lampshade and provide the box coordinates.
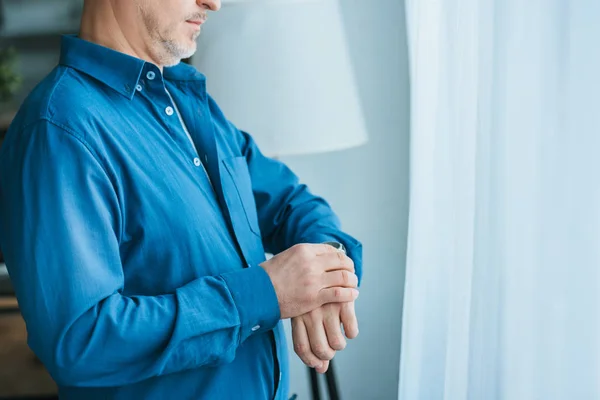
[194,0,368,157]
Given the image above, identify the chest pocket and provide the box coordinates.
[221,156,262,239]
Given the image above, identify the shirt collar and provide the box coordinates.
[59,35,206,99]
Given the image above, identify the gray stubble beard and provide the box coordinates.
[137,3,198,66]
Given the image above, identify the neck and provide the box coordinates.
[79,1,164,71]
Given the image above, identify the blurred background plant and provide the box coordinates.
[0,46,21,104]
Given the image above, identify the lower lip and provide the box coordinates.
[187,21,202,29]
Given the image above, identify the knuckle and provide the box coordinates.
[291,244,304,257]
[334,287,342,298]
[312,344,326,354]
[330,337,346,350]
[297,244,312,257]
[294,342,309,356]
[349,273,358,287]
[347,257,355,271]
[340,270,349,286]
[313,345,335,360]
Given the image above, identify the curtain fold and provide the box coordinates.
[400,1,600,399]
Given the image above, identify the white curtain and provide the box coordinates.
[400,1,600,399]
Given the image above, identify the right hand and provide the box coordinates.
[260,243,359,319]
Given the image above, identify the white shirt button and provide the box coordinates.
[165,106,174,116]
[251,325,261,332]
[146,71,156,80]
[193,157,201,167]
[136,84,143,92]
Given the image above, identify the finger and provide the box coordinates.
[340,301,359,339]
[292,318,324,369]
[304,310,336,361]
[317,252,355,273]
[314,243,342,255]
[319,287,359,305]
[324,307,347,351]
[322,270,358,289]
[316,359,330,374]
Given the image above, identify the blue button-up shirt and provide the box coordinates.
[0,36,362,399]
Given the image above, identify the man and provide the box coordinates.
[0,0,363,399]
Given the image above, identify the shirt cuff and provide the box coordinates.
[219,266,280,344]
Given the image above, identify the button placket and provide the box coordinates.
[162,88,214,191]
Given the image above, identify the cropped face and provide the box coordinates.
[133,0,220,66]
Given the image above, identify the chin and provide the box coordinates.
[164,59,181,67]
[185,40,198,56]
[181,44,197,60]
[176,34,197,51]
[161,35,197,65]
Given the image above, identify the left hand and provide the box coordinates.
[291,300,359,374]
